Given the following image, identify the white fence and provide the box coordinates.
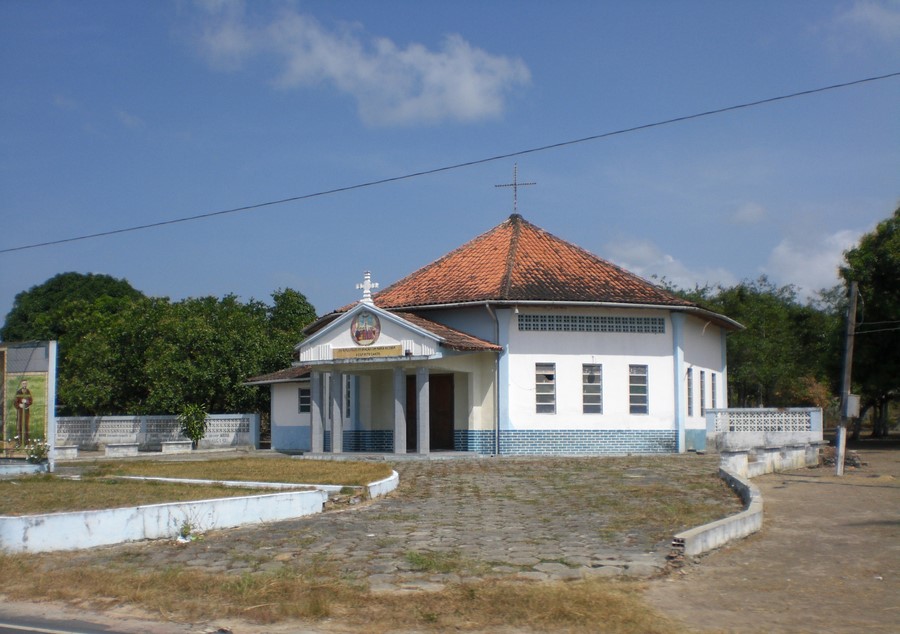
[55,414,259,450]
[706,407,823,452]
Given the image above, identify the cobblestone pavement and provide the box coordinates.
[61,454,735,593]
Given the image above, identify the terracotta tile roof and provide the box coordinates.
[371,214,695,309]
[245,365,310,385]
[393,312,501,352]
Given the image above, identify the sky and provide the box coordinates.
[2,0,899,327]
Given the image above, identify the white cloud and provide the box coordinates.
[763,229,861,300]
[603,238,738,291]
[192,3,530,126]
[730,202,767,225]
[115,109,144,128]
[836,0,900,43]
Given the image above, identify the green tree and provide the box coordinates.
[670,277,841,408]
[840,207,900,437]
[1,272,142,342]
[267,288,317,367]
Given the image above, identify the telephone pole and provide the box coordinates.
[835,281,858,476]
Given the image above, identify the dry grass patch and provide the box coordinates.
[82,457,393,486]
[0,475,278,516]
[0,553,683,633]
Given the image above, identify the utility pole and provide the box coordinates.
[835,281,858,476]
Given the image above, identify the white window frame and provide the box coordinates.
[535,363,556,414]
[298,387,311,414]
[629,365,649,415]
[582,364,603,414]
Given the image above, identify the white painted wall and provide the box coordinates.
[682,317,728,431]
[504,307,680,430]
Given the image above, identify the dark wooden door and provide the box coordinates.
[405,373,455,451]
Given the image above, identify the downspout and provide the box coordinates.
[671,312,686,453]
[485,303,501,456]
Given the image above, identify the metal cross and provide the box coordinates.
[356,270,379,303]
[495,163,536,214]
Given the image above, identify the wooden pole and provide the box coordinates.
[836,281,858,476]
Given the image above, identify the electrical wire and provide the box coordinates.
[2,70,899,255]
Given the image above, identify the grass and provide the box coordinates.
[82,456,393,486]
[0,553,685,633]
[0,457,393,515]
[0,476,279,516]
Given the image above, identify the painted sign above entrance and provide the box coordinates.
[351,311,381,346]
[334,345,403,360]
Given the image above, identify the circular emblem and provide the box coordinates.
[351,311,380,346]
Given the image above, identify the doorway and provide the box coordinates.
[406,373,455,451]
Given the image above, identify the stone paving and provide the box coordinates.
[61,454,737,593]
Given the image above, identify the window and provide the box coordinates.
[629,365,649,414]
[699,371,706,416]
[582,364,603,414]
[711,373,717,409]
[518,314,665,334]
[298,387,311,414]
[535,363,556,414]
[687,368,694,417]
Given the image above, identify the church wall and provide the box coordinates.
[270,382,311,452]
[496,306,680,454]
[682,317,728,435]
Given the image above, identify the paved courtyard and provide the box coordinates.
[61,454,736,593]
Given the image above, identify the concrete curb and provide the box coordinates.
[672,467,763,557]
[0,489,328,553]
[0,470,400,553]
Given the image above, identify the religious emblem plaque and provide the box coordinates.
[351,311,380,346]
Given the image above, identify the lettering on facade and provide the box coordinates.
[334,345,403,360]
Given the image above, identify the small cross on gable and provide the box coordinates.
[495,163,536,214]
[356,271,379,304]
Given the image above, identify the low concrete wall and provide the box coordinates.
[56,414,259,451]
[673,468,763,557]
[0,489,328,553]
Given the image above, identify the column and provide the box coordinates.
[393,368,406,454]
[310,371,324,453]
[416,367,430,455]
[330,370,342,453]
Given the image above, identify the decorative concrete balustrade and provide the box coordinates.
[55,414,259,451]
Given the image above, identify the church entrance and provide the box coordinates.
[406,373,455,451]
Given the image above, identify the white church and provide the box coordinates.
[247,213,741,456]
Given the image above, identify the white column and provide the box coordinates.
[310,372,323,453]
[416,367,430,455]
[330,370,342,453]
[393,368,406,454]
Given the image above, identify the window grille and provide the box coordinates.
[629,365,649,414]
[518,314,665,334]
[535,363,556,414]
[298,388,311,414]
[582,364,603,414]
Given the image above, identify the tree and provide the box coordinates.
[669,277,842,409]
[1,272,143,342]
[840,207,900,437]
[267,288,317,367]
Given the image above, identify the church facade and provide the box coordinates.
[247,214,741,455]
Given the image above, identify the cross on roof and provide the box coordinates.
[495,163,536,214]
[356,271,379,304]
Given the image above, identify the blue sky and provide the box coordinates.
[2,0,899,325]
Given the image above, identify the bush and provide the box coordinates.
[178,404,208,449]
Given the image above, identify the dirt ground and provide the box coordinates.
[645,441,900,634]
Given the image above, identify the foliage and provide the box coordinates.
[0,272,143,342]
[24,439,49,463]
[178,403,209,446]
[671,276,842,408]
[1,275,317,416]
[840,206,900,437]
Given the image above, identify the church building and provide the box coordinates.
[247,213,741,455]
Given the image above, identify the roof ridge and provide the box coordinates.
[500,213,522,298]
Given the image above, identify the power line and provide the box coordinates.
[2,70,899,255]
